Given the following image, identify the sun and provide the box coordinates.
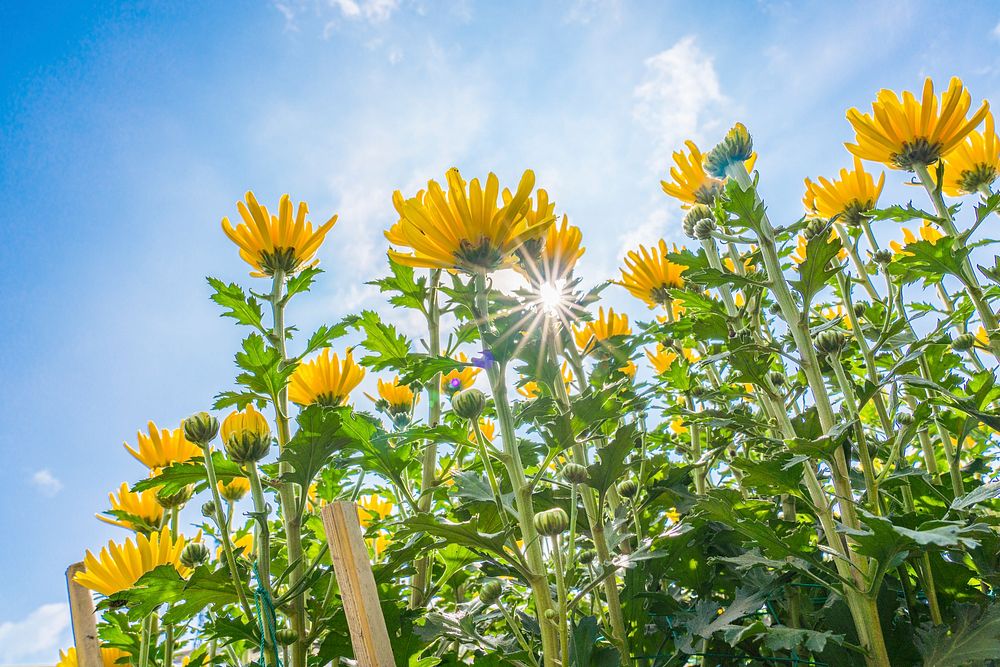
[537,281,565,315]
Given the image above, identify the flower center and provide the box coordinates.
[259,247,302,275]
[455,237,505,271]
[890,137,942,170]
[839,199,874,226]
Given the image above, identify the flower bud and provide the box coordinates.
[543,608,558,622]
[895,411,914,427]
[803,218,830,241]
[617,479,638,499]
[275,628,298,647]
[952,333,976,352]
[873,249,893,265]
[561,463,590,485]
[479,579,502,605]
[222,404,271,464]
[703,123,753,178]
[693,218,716,241]
[452,388,486,421]
[683,205,713,239]
[852,303,866,319]
[768,302,783,315]
[534,507,570,537]
[180,542,210,569]
[156,484,193,509]
[815,330,847,356]
[578,549,596,565]
[201,500,217,518]
[183,412,219,446]
[767,371,786,387]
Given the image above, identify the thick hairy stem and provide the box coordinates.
[269,270,306,667]
[412,269,442,608]
[248,465,279,666]
[914,164,1000,359]
[472,272,559,667]
[551,535,570,665]
[551,363,630,657]
[202,446,255,619]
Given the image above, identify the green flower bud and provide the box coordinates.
[479,579,502,605]
[703,123,753,178]
[201,500,218,518]
[895,411,914,427]
[693,218,716,241]
[534,507,570,537]
[852,303,866,319]
[275,628,298,647]
[683,205,713,239]
[768,302,783,315]
[180,542,210,569]
[452,388,486,421]
[578,549,596,565]
[543,608,559,622]
[561,463,590,485]
[803,218,830,241]
[952,332,976,352]
[617,479,638,499]
[156,484,194,510]
[183,411,219,446]
[767,371,786,387]
[815,330,847,356]
[873,249,893,266]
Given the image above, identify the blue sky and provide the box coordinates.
[2,1,999,662]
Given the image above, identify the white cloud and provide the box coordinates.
[0,603,71,665]
[632,36,728,167]
[273,0,399,30]
[565,0,622,25]
[993,21,1000,39]
[31,469,63,497]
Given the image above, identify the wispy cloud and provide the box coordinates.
[0,603,71,665]
[993,21,1000,39]
[273,0,400,31]
[31,469,63,497]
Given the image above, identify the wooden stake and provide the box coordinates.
[320,502,395,667]
[66,562,103,667]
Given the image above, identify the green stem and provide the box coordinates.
[472,271,560,667]
[550,535,570,666]
[269,270,306,667]
[138,615,152,667]
[833,222,881,301]
[498,600,539,667]
[201,445,255,619]
[913,163,1000,359]
[413,269,442,608]
[830,355,881,515]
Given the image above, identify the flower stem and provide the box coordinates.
[550,535,570,666]
[471,271,560,667]
[412,269,442,608]
[269,269,306,667]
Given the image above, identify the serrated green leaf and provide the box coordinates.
[208,277,265,332]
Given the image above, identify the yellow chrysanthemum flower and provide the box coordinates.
[442,352,481,395]
[124,422,201,471]
[517,214,586,284]
[289,348,365,407]
[358,494,393,527]
[57,646,130,667]
[386,168,554,272]
[820,305,855,331]
[218,477,251,502]
[221,403,270,447]
[889,221,946,255]
[374,376,416,412]
[616,240,687,308]
[221,192,337,278]
[517,381,540,400]
[660,140,757,208]
[669,417,688,435]
[665,508,681,523]
[573,307,632,355]
[96,482,164,532]
[75,527,190,596]
[790,231,848,265]
[470,418,496,443]
[846,77,990,170]
[939,111,1000,196]
[619,360,637,378]
[803,157,885,225]
[646,344,699,375]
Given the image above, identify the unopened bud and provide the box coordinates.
[156,484,193,509]
[693,218,716,241]
[479,579,502,605]
[180,542,210,569]
[815,330,847,356]
[873,249,893,266]
[803,218,829,240]
[201,500,217,518]
[561,463,590,485]
[275,628,298,647]
[767,371,786,387]
[617,479,638,499]
[683,205,713,239]
[952,333,976,352]
[533,508,570,537]
[544,608,558,622]
[452,388,486,421]
[578,549,596,565]
[182,412,219,446]
[222,405,271,464]
[895,411,914,427]
[703,123,753,178]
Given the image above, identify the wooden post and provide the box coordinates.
[320,502,395,667]
[66,562,103,667]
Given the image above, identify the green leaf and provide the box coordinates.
[568,616,620,667]
[916,602,1000,667]
[586,423,638,501]
[131,452,243,496]
[682,266,767,290]
[279,405,351,491]
[285,266,322,300]
[398,515,511,564]
[787,232,843,310]
[103,564,239,622]
[234,333,296,400]
[722,178,767,234]
[344,310,412,371]
[888,236,972,287]
[208,277,265,332]
[369,259,428,312]
[951,482,1000,512]
[870,202,945,224]
[761,626,843,653]
[299,322,351,360]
